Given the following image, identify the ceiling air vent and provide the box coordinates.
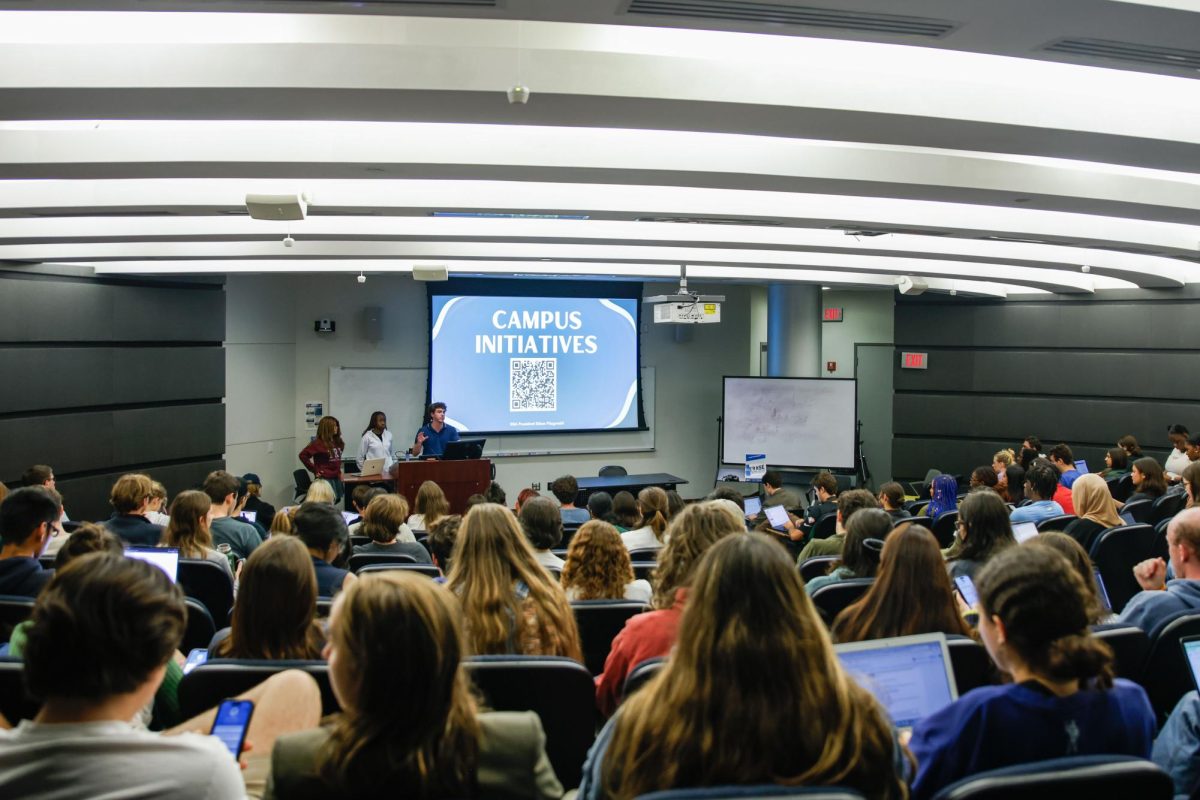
[626,0,957,37]
[1043,37,1200,72]
[636,215,783,226]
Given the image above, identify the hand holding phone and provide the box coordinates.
[210,699,254,759]
[954,575,979,609]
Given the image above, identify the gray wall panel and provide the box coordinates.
[112,404,225,465]
[0,411,114,478]
[112,285,224,342]
[57,460,225,522]
[110,348,223,404]
[0,278,111,342]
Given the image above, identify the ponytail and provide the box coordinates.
[637,487,671,543]
[1041,633,1115,689]
[648,511,668,542]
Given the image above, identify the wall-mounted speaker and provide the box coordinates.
[363,306,383,342]
[412,264,448,282]
[898,276,929,296]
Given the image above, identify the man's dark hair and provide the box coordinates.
[1026,460,1059,500]
[519,496,563,550]
[707,486,746,511]
[484,481,507,506]
[465,493,488,511]
[836,488,880,526]
[587,491,614,520]
[55,522,124,570]
[878,482,904,509]
[1169,424,1190,437]
[550,475,579,505]
[1048,443,1074,465]
[202,470,240,505]
[1024,436,1042,453]
[21,465,53,487]
[762,471,783,490]
[0,486,60,547]
[293,501,349,554]
[352,484,385,511]
[427,514,462,570]
[23,553,185,702]
[812,471,839,497]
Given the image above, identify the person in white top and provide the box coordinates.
[357,411,395,473]
[562,520,653,603]
[519,496,566,570]
[1166,424,1193,481]
[0,552,322,800]
[620,486,670,552]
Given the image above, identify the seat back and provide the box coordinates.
[898,515,932,530]
[177,559,234,626]
[627,547,662,562]
[931,754,1171,800]
[632,561,657,581]
[930,511,959,548]
[946,636,996,694]
[1144,611,1200,719]
[622,656,667,702]
[806,512,835,540]
[799,556,840,583]
[316,598,333,618]
[181,597,217,654]
[1091,625,1150,684]
[599,465,628,477]
[0,657,40,723]
[293,468,312,501]
[1121,499,1154,524]
[1151,492,1186,526]
[1035,514,1077,533]
[177,659,338,719]
[1089,524,1161,613]
[465,655,597,788]
[810,579,874,626]
[347,552,418,573]
[0,595,35,642]
[637,786,868,800]
[355,563,442,578]
[1111,474,1134,503]
[349,535,370,548]
[571,600,649,675]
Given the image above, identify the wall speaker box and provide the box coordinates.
[412,264,448,282]
[245,193,308,221]
[363,306,383,342]
[898,276,929,296]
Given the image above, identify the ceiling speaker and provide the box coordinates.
[412,264,448,282]
[897,276,929,296]
[245,193,308,221]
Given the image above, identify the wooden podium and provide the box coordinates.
[388,459,492,515]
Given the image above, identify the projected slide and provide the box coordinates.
[429,294,642,433]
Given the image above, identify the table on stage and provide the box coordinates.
[572,473,688,503]
[344,459,492,515]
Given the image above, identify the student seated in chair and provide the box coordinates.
[0,553,322,799]
[204,470,264,561]
[0,487,60,598]
[550,475,590,526]
[103,473,164,547]
[1009,461,1065,526]
[351,494,431,563]
[1117,508,1200,634]
[293,502,355,597]
[878,482,911,522]
[794,488,880,563]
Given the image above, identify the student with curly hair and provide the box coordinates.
[561,521,651,603]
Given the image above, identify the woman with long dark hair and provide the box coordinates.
[1126,456,1168,505]
[946,490,1016,580]
[264,571,562,798]
[579,533,907,800]
[160,489,232,577]
[356,410,394,472]
[299,416,345,502]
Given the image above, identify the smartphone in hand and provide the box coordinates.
[210,699,254,759]
[954,575,979,609]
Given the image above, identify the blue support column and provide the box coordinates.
[766,284,822,377]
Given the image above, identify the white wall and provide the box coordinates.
[281,275,757,500]
[224,275,298,512]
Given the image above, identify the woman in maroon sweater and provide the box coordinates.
[299,416,345,502]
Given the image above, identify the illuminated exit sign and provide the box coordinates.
[822,307,843,322]
[901,352,928,369]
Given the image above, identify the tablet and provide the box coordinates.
[1012,521,1038,543]
[240,510,257,524]
[126,546,179,583]
[764,504,789,531]
[743,496,762,518]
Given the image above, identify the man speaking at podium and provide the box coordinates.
[412,401,460,458]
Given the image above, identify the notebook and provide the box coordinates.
[743,496,762,518]
[834,633,959,729]
[126,546,180,583]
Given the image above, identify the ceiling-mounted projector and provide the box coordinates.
[645,265,724,324]
[245,193,309,221]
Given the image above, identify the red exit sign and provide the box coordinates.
[902,352,928,369]
[822,307,843,322]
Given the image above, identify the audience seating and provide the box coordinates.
[1111,474,1134,503]
[38,556,55,571]
[178,658,340,719]
[177,559,234,628]
[355,563,441,578]
[464,655,597,788]
[946,636,996,695]
[1143,611,1200,720]
[1089,524,1162,614]
[929,754,1172,800]
[347,552,418,573]
[900,514,932,530]
[810,513,838,540]
[571,600,650,675]
[799,556,840,583]
[182,597,217,654]
[1090,625,1149,684]
[632,561,657,581]
[292,468,312,503]
[635,787,868,799]
[349,535,370,548]
[551,548,569,560]
[599,465,628,477]
[0,595,35,642]
[930,512,959,549]
[1151,493,1186,526]
[316,598,333,617]
[1035,514,1077,532]
[0,657,40,724]
[1121,499,1153,525]
[622,656,667,701]
[809,579,874,626]
[628,548,662,561]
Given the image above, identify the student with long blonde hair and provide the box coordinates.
[579,533,907,800]
[263,571,563,799]
[160,490,232,577]
[620,486,669,552]
[561,521,651,602]
[446,503,581,659]
[407,480,450,531]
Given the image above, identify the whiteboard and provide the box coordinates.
[721,377,856,470]
[330,366,655,458]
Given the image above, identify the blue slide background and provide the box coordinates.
[429,295,641,433]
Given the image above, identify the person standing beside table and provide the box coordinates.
[411,401,459,459]
[299,416,345,503]
[356,411,394,473]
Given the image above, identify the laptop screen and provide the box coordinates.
[126,546,179,583]
[764,504,789,531]
[743,496,762,518]
[240,510,257,524]
[1012,521,1039,543]
[1184,638,1200,692]
[835,634,958,728]
[1074,459,1089,474]
[341,511,359,526]
[1093,568,1113,611]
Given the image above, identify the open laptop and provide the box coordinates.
[1182,637,1200,691]
[442,438,486,461]
[1074,459,1089,474]
[1094,568,1113,612]
[743,496,762,519]
[1012,521,1039,543]
[359,457,386,477]
[834,633,958,729]
[126,546,180,583]
[763,504,790,532]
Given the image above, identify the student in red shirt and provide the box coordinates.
[299,416,345,503]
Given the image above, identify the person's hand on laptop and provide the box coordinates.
[1133,557,1168,591]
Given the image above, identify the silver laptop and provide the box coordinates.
[1012,521,1038,543]
[359,457,386,477]
[834,632,958,729]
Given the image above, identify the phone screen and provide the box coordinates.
[182,648,208,675]
[210,699,254,758]
[954,575,979,608]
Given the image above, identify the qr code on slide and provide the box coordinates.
[510,358,557,412]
